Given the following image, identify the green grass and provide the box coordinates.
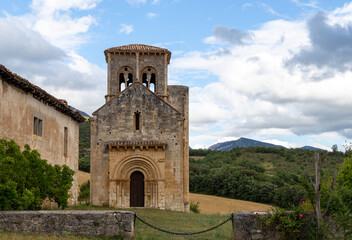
[0,208,234,240]
[132,209,233,240]
[0,232,96,240]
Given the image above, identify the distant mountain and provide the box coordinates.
[70,106,91,118]
[208,137,285,151]
[300,146,324,151]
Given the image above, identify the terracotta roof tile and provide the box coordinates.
[0,64,85,123]
[105,44,170,53]
[104,44,171,63]
[109,141,166,147]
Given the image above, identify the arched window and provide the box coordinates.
[117,67,134,92]
[119,73,125,92]
[127,73,133,87]
[142,73,148,87]
[150,73,156,92]
[141,67,157,92]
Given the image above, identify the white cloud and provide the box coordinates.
[147,12,158,19]
[0,0,106,114]
[126,0,147,6]
[152,0,160,5]
[172,6,352,147]
[119,24,133,34]
[264,139,301,148]
[24,0,100,50]
[203,26,253,45]
[242,3,252,9]
[30,0,100,15]
[291,0,318,8]
[258,2,288,18]
[0,16,66,62]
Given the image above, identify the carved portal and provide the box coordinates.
[108,143,166,209]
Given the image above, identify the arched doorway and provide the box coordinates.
[130,171,144,207]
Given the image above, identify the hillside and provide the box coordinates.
[70,106,91,118]
[189,146,345,209]
[78,120,90,172]
[209,137,324,151]
[78,171,271,214]
[209,137,285,150]
[77,122,345,210]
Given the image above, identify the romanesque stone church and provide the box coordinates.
[90,44,189,212]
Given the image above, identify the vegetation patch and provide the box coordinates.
[189,147,345,209]
[0,139,74,210]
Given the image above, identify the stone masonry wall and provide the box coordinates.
[0,80,80,205]
[0,211,134,239]
[91,83,186,211]
[233,211,280,240]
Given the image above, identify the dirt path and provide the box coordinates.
[78,171,271,214]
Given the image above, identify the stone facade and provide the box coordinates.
[0,65,85,205]
[0,211,134,239]
[91,44,189,211]
[232,212,281,240]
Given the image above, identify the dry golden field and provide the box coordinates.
[78,171,271,214]
[78,171,90,186]
[189,193,271,214]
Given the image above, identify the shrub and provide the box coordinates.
[274,185,307,209]
[0,139,74,210]
[190,201,200,213]
[78,180,90,204]
[262,202,315,240]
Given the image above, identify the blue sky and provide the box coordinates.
[1,0,352,150]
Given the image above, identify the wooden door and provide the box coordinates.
[130,171,144,207]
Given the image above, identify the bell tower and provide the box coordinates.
[91,44,189,212]
[104,44,171,102]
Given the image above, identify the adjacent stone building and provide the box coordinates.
[0,64,85,205]
[90,44,189,211]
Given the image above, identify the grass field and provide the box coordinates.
[0,208,234,240]
[0,172,270,240]
[78,171,271,215]
[78,170,90,186]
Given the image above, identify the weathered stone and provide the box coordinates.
[91,44,189,212]
[0,65,85,206]
[0,211,134,239]
[232,212,280,240]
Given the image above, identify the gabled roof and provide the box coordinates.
[104,44,171,63]
[0,64,85,123]
[92,82,183,118]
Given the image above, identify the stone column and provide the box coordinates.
[136,52,140,82]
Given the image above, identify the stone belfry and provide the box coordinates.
[90,44,189,212]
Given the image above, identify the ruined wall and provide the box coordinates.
[91,83,186,211]
[0,211,134,239]
[0,80,80,205]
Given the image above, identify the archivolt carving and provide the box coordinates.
[111,154,162,180]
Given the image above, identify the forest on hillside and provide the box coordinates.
[189,147,346,208]
[78,121,348,209]
[79,120,90,172]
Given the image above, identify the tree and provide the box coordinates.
[78,180,90,204]
[332,144,338,153]
[0,139,74,210]
[305,151,336,227]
